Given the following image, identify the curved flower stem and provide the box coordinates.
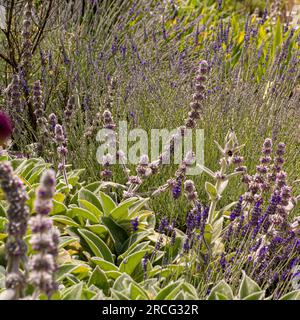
[61,156,69,187]
[208,174,224,224]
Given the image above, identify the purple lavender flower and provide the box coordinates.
[217,0,223,10]
[170,230,176,246]
[242,223,250,237]
[250,201,262,227]
[157,217,169,234]
[243,17,251,48]
[142,253,149,280]
[219,253,227,271]
[261,8,268,24]
[250,238,262,253]
[131,217,139,232]
[269,236,284,253]
[236,214,245,236]
[201,207,209,227]
[258,191,280,233]
[120,45,126,60]
[224,224,233,242]
[230,196,243,221]
[186,210,196,234]
[183,237,190,253]
[155,236,163,251]
[172,177,182,199]
[193,202,202,229]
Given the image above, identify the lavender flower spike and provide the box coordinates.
[0,162,29,299]
[29,169,59,298]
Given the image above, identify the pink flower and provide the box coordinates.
[0,112,13,146]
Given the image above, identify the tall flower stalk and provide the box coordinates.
[0,163,29,299]
[128,60,210,199]
[203,131,245,224]
[29,170,59,299]
[54,124,68,186]
[21,1,33,75]
[33,80,50,156]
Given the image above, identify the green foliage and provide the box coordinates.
[208,272,267,300]
[0,155,298,300]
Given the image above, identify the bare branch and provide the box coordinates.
[6,0,14,40]
[32,0,53,55]
[0,51,17,69]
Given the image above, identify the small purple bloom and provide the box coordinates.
[219,253,227,271]
[172,180,182,199]
[131,217,139,232]
[230,196,243,221]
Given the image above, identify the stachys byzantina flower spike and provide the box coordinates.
[29,169,59,299]
[0,162,29,299]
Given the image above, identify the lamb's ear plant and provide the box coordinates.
[208,270,300,300]
[0,154,299,300]
[208,271,265,300]
[201,131,245,224]
[195,131,245,260]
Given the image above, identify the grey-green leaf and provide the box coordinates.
[88,266,109,295]
[119,250,148,275]
[279,290,300,300]
[207,280,234,300]
[243,290,266,300]
[99,191,116,215]
[68,207,99,224]
[78,188,102,211]
[61,282,84,300]
[238,271,261,299]
[155,280,183,300]
[78,229,114,263]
